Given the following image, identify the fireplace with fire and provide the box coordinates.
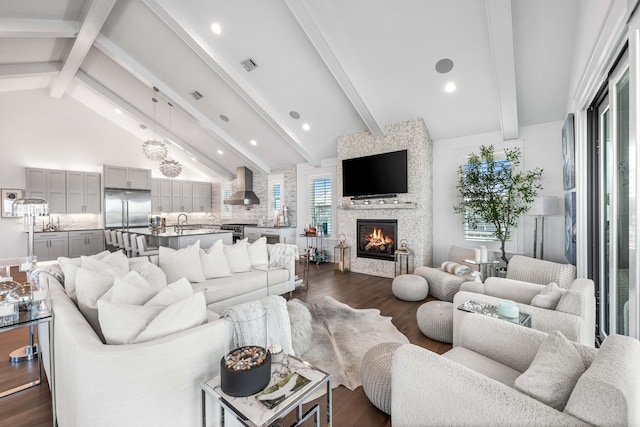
[356,219,397,261]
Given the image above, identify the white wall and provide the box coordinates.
[0,89,210,262]
[432,120,566,266]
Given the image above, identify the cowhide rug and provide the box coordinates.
[297,296,409,391]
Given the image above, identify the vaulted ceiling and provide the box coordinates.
[0,0,579,180]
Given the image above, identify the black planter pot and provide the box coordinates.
[220,347,272,397]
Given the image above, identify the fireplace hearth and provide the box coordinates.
[356,219,397,261]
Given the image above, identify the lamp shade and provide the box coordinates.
[12,197,49,217]
[528,196,559,216]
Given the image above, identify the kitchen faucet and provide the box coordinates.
[176,213,188,233]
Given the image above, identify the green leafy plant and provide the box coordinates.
[454,145,543,265]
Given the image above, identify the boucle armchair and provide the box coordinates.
[392,314,640,426]
[454,277,596,346]
[414,245,484,301]
[506,255,577,288]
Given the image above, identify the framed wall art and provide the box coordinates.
[1,188,23,218]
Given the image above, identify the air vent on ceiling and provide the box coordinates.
[241,58,258,72]
[190,90,203,100]
[138,124,147,130]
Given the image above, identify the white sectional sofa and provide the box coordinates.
[34,238,298,426]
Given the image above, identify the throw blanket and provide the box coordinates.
[269,243,299,269]
[221,296,294,355]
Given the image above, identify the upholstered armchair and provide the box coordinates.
[414,245,486,302]
[392,314,640,426]
[505,255,577,289]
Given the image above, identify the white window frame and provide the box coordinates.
[308,173,333,236]
[268,173,284,215]
[220,181,232,219]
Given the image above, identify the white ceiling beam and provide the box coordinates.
[75,70,234,181]
[485,0,519,140]
[0,18,79,38]
[142,0,319,167]
[49,0,117,98]
[284,0,384,138]
[93,34,271,175]
[0,62,61,78]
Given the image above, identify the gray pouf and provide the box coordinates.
[392,274,429,301]
[417,301,454,343]
[361,342,403,415]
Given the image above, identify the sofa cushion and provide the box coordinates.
[514,330,585,410]
[564,334,640,426]
[146,278,194,306]
[110,271,166,305]
[128,260,167,288]
[530,282,563,310]
[200,240,232,279]
[443,347,521,387]
[75,267,120,341]
[223,238,252,273]
[253,265,290,285]
[57,250,110,298]
[81,251,129,277]
[248,237,269,267]
[159,241,206,283]
[192,270,267,305]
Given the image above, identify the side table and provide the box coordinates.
[457,300,531,327]
[202,354,331,427]
[463,259,500,281]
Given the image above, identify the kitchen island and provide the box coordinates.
[129,227,233,250]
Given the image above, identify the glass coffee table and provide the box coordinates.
[202,354,331,427]
[457,300,531,327]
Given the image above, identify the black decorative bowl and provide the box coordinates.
[220,346,272,397]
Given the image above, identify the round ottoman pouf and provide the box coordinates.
[392,274,429,301]
[361,342,403,415]
[417,301,454,343]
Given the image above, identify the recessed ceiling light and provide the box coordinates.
[302,123,310,131]
[250,140,257,146]
[289,111,301,119]
[114,108,122,114]
[217,150,223,155]
[219,114,229,122]
[444,82,457,93]
[210,22,222,35]
[435,58,454,74]
[191,157,197,162]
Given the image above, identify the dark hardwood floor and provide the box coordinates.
[0,262,451,426]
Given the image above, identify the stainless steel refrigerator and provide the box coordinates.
[104,189,151,229]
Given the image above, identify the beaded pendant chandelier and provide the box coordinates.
[142,88,167,161]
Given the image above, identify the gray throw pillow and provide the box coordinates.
[530,282,563,309]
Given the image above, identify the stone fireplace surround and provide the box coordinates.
[337,118,433,278]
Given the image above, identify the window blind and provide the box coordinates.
[309,176,332,235]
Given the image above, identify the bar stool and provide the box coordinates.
[104,230,112,247]
[122,232,132,257]
[116,231,125,254]
[130,233,139,257]
[137,235,159,256]
[110,230,119,251]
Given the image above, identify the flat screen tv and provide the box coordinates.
[342,149,408,199]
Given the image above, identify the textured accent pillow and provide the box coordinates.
[440,261,471,276]
[514,330,586,410]
[159,241,206,283]
[129,259,167,288]
[223,238,252,273]
[200,240,232,279]
[58,250,110,298]
[248,237,269,267]
[531,282,563,309]
[270,244,297,269]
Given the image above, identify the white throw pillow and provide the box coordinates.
[159,241,206,283]
[269,244,297,269]
[514,330,586,410]
[200,240,232,279]
[58,250,110,298]
[81,251,129,277]
[145,277,194,307]
[223,238,252,273]
[248,237,269,267]
[530,282,563,310]
[129,260,167,288]
[75,267,120,340]
[98,292,206,345]
[109,271,163,305]
[440,261,471,276]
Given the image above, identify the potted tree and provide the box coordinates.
[454,145,543,266]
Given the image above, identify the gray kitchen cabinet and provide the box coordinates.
[171,180,193,212]
[26,168,67,213]
[192,182,212,212]
[103,165,151,190]
[66,171,101,213]
[151,178,172,212]
[33,232,69,261]
[244,227,296,244]
[68,230,105,257]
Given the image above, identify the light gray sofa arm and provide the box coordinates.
[507,255,577,289]
[453,291,591,347]
[391,344,588,426]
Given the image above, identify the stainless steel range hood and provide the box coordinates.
[224,166,260,206]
